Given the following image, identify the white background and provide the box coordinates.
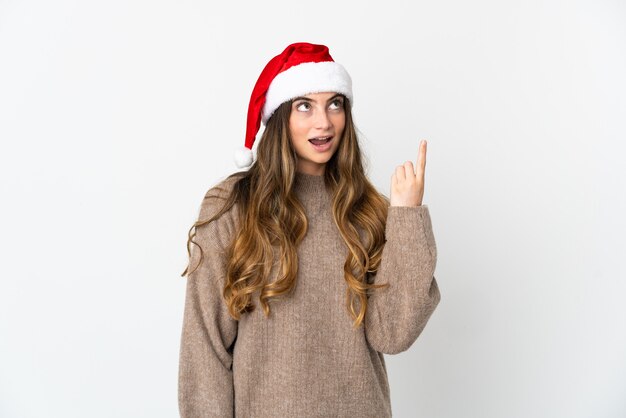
[1,0,625,417]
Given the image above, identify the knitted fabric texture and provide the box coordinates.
[178,171,441,417]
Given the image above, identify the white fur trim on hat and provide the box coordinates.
[261,61,353,124]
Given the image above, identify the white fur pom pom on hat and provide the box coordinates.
[234,145,254,168]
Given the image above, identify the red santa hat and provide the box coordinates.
[234,42,353,168]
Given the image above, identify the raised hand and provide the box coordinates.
[390,140,427,207]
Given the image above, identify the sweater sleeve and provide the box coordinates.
[364,204,441,354]
[178,193,238,417]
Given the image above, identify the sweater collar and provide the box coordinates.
[294,171,328,195]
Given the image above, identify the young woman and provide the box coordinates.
[178,42,441,417]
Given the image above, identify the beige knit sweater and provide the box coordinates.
[178,171,441,417]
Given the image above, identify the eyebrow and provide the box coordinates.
[292,94,343,103]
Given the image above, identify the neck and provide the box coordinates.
[296,160,326,176]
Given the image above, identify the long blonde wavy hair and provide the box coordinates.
[181,95,390,328]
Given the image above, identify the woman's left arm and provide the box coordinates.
[364,140,442,354]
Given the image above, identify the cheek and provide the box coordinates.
[334,114,346,135]
[289,118,308,142]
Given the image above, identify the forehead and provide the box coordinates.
[296,92,342,101]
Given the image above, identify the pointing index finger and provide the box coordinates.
[416,140,427,176]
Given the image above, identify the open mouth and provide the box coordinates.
[308,135,333,145]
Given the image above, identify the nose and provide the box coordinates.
[314,108,333,130]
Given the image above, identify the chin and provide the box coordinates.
[310,156,333,164]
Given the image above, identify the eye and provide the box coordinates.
[296,102,311,112]
[329,98,344,110]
